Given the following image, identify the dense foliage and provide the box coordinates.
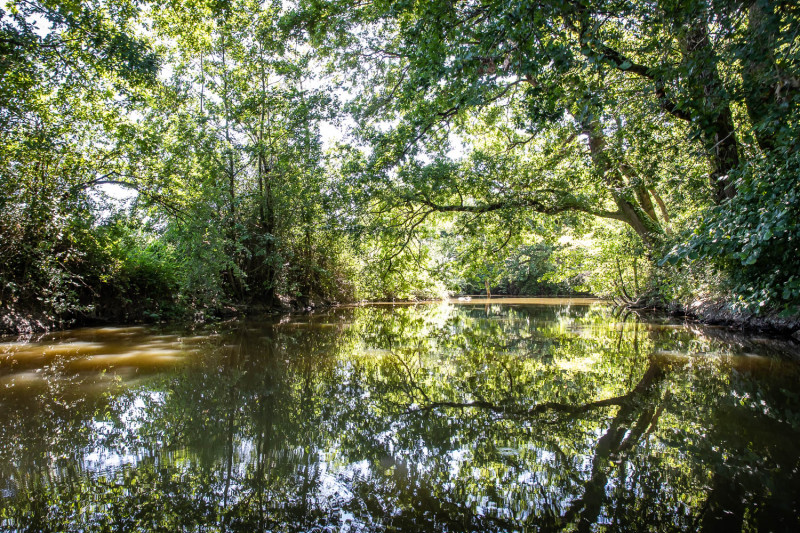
[1,0,358,330]
[1,0,798,331]
[289,0,799,312]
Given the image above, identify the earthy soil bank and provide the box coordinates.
[668,299,800,340]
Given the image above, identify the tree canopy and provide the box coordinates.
[289,0,799,310]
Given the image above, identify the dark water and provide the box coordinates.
[1,299,800,532]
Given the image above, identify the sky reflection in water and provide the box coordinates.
[1,300,799,531]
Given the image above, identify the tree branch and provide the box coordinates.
[413,193,626,222]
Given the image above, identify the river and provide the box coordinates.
[1,298,799,531]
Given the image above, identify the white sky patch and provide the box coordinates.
[90,183,139,224]
[98,182,138,203]
[319,118,348,151]
[158,62,174,83]
[1,2,52,37]
[447,132,468,161]
[31,13,51,37]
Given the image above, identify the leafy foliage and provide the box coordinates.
[667,152,800,312]
[2,0,799,330]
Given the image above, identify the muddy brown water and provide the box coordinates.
[1,299,799,531]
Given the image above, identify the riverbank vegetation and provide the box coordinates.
[1,0,798,333]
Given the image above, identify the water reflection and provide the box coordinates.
[1,301,799,531]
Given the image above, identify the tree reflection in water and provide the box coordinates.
[1,301,799,531]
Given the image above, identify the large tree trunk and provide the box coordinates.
[582,117,664,248]
[571,4,741,204]
[259,154,279,306]
[743,0,783,153]
[681,18,740,203]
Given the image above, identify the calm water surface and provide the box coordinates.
[1,299,800,532]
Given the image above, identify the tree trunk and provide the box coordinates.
[681,19,739,203]
[743,0,780,153]
[260,154,278,305]
[582,116,664,248]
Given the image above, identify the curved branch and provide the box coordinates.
[406,393,629,418]
[567,19,693,122]
[67,172,187,220]
[413,193,626,222]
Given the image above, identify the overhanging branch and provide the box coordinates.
[413,193,626,222]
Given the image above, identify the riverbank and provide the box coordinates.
[677,299,800,339]
[0,295,337,337]
[5,294,800,340]
[622,296,799,340]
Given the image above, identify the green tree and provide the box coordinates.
[155,0,342,305]
[290,0,799,308]
[0,0,163,327]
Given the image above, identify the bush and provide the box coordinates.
[665,152,800,313]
